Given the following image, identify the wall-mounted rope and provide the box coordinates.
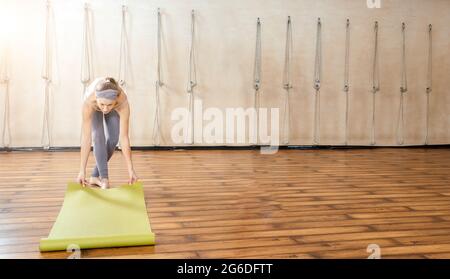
[186,9,197,144]
[397,22,408,145]
[370,21,380,146]
[252,17,262,145]
[81,2,93,93]
[397,22,407,145]
[41,0,53,149]
[153,8,164,146]
[80,2,93,145]
[343,19,350,145]
[0,49,11,148]
[313,17,322,145]
[425,24,433,145]
[282,16,292,145]
[118,5,128,87]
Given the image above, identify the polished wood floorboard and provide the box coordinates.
[1,148,450,259]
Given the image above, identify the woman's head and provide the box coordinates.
[95,77,120,114]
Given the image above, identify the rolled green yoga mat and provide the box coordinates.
[40,181,155,252]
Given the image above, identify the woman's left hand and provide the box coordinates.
[128,170,138,185]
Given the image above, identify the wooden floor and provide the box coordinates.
[1,147,450,259]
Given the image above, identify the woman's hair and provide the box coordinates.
[95,77,120,94]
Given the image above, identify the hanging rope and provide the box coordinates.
[397,22,407,145]
[79,2,93,145]
[370,21,380,146]
[0,51,11,148]
[41,0,52,149]
[186,9,197,144]
[252,17,262,145]
[153,8,164,146]
[343,19,350,146]
[313,17,321,145]
[0,81,10,148]
[81,2,92,94]
[282,16,292,145]
[425,24,432,145]
[118,5,128,87]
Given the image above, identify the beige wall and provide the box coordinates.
[0,0,448,147]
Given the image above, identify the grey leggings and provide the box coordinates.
[91,110,120,179]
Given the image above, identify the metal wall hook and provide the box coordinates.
[314,81,321,91]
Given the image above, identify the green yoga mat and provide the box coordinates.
[40,181,155,252]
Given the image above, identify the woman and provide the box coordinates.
[76,77,138,189]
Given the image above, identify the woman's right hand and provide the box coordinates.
[77,171,87,186]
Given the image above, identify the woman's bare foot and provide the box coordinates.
[99,178,109,189]
[88,177,109,189]
[88,176,101,187]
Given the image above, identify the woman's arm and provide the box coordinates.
[117,102,138,184]
[78,104,93,185]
